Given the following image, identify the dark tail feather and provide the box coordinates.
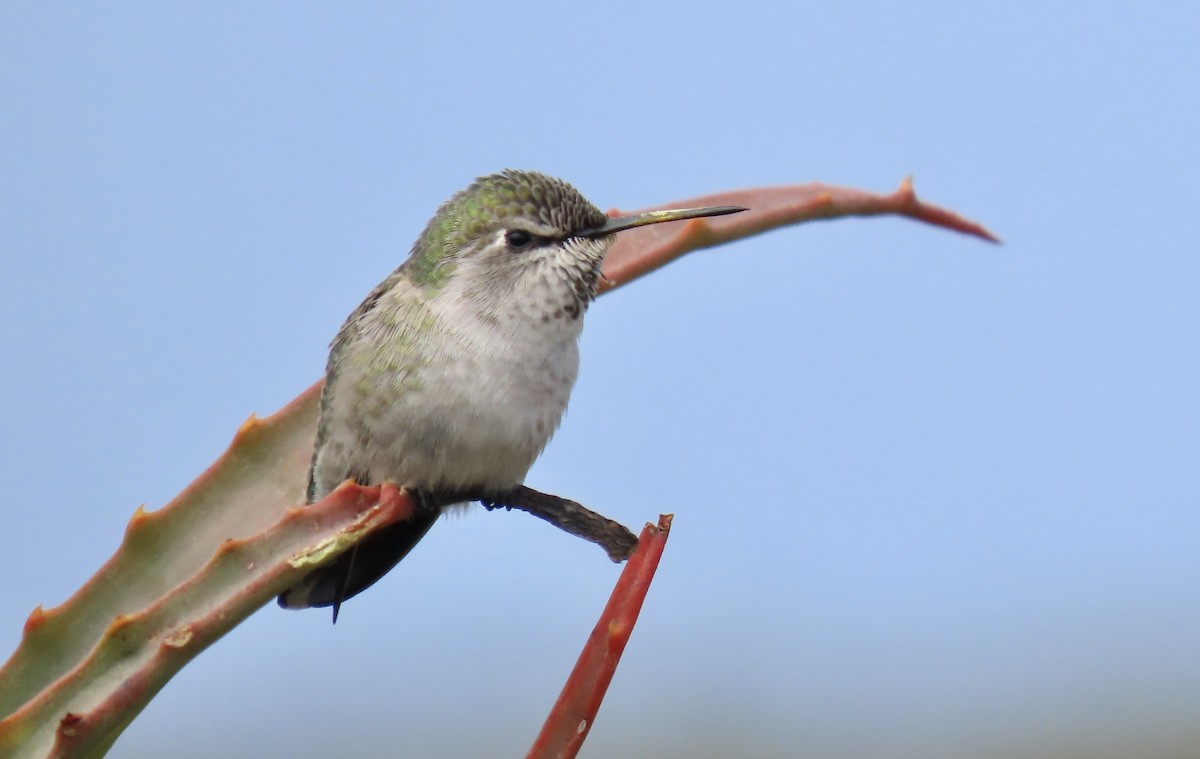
[277,509,439,620]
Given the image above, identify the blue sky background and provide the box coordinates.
[2,3,1198,758]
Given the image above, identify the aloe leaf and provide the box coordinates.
[526,515,672,759]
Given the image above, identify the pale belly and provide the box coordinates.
[310,324,580,500]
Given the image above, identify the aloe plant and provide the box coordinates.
[0,178,996,759]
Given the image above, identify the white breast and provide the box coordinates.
[311,276,585,499]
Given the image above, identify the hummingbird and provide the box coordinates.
[277,170,743,620]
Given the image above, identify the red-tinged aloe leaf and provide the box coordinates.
[526,515,672,759]
[0,383,321,721]
[0,482,414,759]
[598,177,999,293]
[0,382,323,737]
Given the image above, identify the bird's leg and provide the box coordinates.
[480,485,638,562]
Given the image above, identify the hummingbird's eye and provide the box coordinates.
[504,229,534,251]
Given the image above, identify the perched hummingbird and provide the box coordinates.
[277,170,743,619]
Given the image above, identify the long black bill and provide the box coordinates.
[578,205,747,238]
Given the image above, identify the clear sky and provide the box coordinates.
[2,3,1197,758]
